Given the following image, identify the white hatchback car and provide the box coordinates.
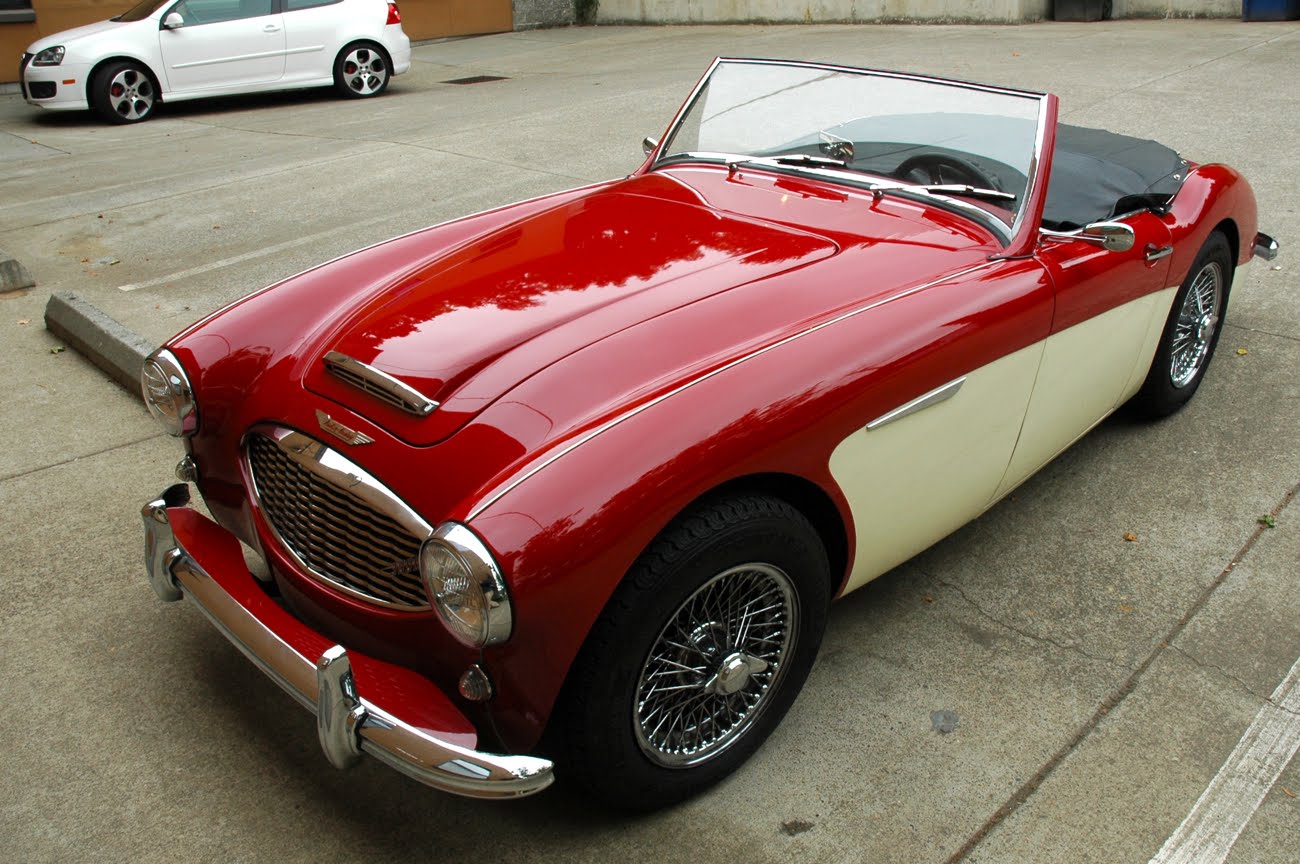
[20,0,411,123]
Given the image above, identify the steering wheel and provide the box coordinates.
[894,153,1000,190]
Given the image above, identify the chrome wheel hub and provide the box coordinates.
[633,563,798,768]
[108,68,153,120]
[1170,261,1223,388]
[341,48,387,95]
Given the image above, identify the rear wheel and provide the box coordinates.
[90,61,157,124]
[556,494,830,810]
[333,42,391,99]
[1130,231,1232,418]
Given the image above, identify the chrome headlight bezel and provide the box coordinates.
[32,46,65,67]
[419,524,513,649]
[140,348,198,437]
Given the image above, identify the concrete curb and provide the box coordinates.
[44,291,154,396]
[0,248,35,292]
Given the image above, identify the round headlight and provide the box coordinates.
[140,348,198,437]
[420,524,512,649]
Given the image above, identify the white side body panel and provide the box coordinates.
[832,286,1181,594]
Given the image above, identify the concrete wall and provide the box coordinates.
[594,0,1241,20]
[514,0,577,27]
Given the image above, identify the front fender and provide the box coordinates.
[1164,164,1261,278]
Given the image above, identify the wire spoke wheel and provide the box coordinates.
[634,562,798,767]
[1170,260,1223,388]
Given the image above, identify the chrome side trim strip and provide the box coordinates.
[865,376,967,431]
[467,261,997,521]
[324,351,439,416]
[141,493,554,799]
[1254,232,1279,262]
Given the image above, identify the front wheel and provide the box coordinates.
[555,494,830,810]
[333,42,391,99]
[1129,231,1233,418]
[90,61,157,124]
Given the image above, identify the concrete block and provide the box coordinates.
[43,291,155,397]
[0,248,34,292]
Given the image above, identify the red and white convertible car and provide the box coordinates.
[140,58,1278,809]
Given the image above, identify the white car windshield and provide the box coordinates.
[657,59,1048,233]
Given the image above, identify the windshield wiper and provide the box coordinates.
[769,154,853,169]
[891,183,1016,203]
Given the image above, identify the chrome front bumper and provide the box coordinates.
[142,484,553,799]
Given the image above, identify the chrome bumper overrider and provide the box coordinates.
[1254,232,1279,262]
[142,484,553,799]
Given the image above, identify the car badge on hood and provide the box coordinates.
[316,410,374,446]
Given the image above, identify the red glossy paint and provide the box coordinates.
[166,505,478,748]
[160,90,1264,759]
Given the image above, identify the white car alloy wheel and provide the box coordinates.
[335,43,390,98]
[93,61,156,124]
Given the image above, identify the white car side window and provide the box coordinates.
[170,0,273,26]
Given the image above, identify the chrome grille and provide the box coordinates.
[246,433,429,609]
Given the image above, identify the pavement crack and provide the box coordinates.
[1167,644,1300,717]
[1222,322,1300,344]
[936,577,1131,672]
[941,480,1299,864]
[0,432,166,484]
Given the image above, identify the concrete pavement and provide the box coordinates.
[2,21,1298,863]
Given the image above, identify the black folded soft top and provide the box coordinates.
[1042,124,1188,230]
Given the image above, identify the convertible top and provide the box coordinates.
[1042,124,1187,230]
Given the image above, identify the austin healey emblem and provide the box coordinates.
[316,410,375,446]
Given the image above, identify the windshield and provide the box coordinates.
[658,59,1048,233]
[116,0,171,21]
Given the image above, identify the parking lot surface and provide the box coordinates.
[1,20,1297,864]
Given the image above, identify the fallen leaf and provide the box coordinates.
[1012,51,1021,57]
[1282,787,1296,798]
[1123,532,1138,542]
[1236,347,1249,356]
[921,593,935,604]
[50,346,65,354]
[1118,603,1135,615]
[780,819,815,836]
[17,319,30,326]
[212,225,221,230]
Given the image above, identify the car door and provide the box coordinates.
[158,0,286,93]
[994,211,1175,497]
[830,256,1055,593]
[279,0,346,83]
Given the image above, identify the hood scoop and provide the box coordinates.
[323,351,439,416]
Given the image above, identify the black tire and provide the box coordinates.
[333,42,391,99]
[90,61,157,124]
[1129,231,1233,418]
[555,494,830,811]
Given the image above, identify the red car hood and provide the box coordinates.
[304,179,839,445]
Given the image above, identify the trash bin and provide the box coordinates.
[1054,0,1109,21]
[1243,0,1300,20]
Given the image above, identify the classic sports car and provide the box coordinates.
[140,58,1278,809]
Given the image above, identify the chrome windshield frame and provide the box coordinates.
[649,57,1050,249]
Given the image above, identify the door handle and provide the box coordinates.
[263,24,280,32]
[1144,244,1173,262]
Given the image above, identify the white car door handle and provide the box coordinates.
[263,24,280,32]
